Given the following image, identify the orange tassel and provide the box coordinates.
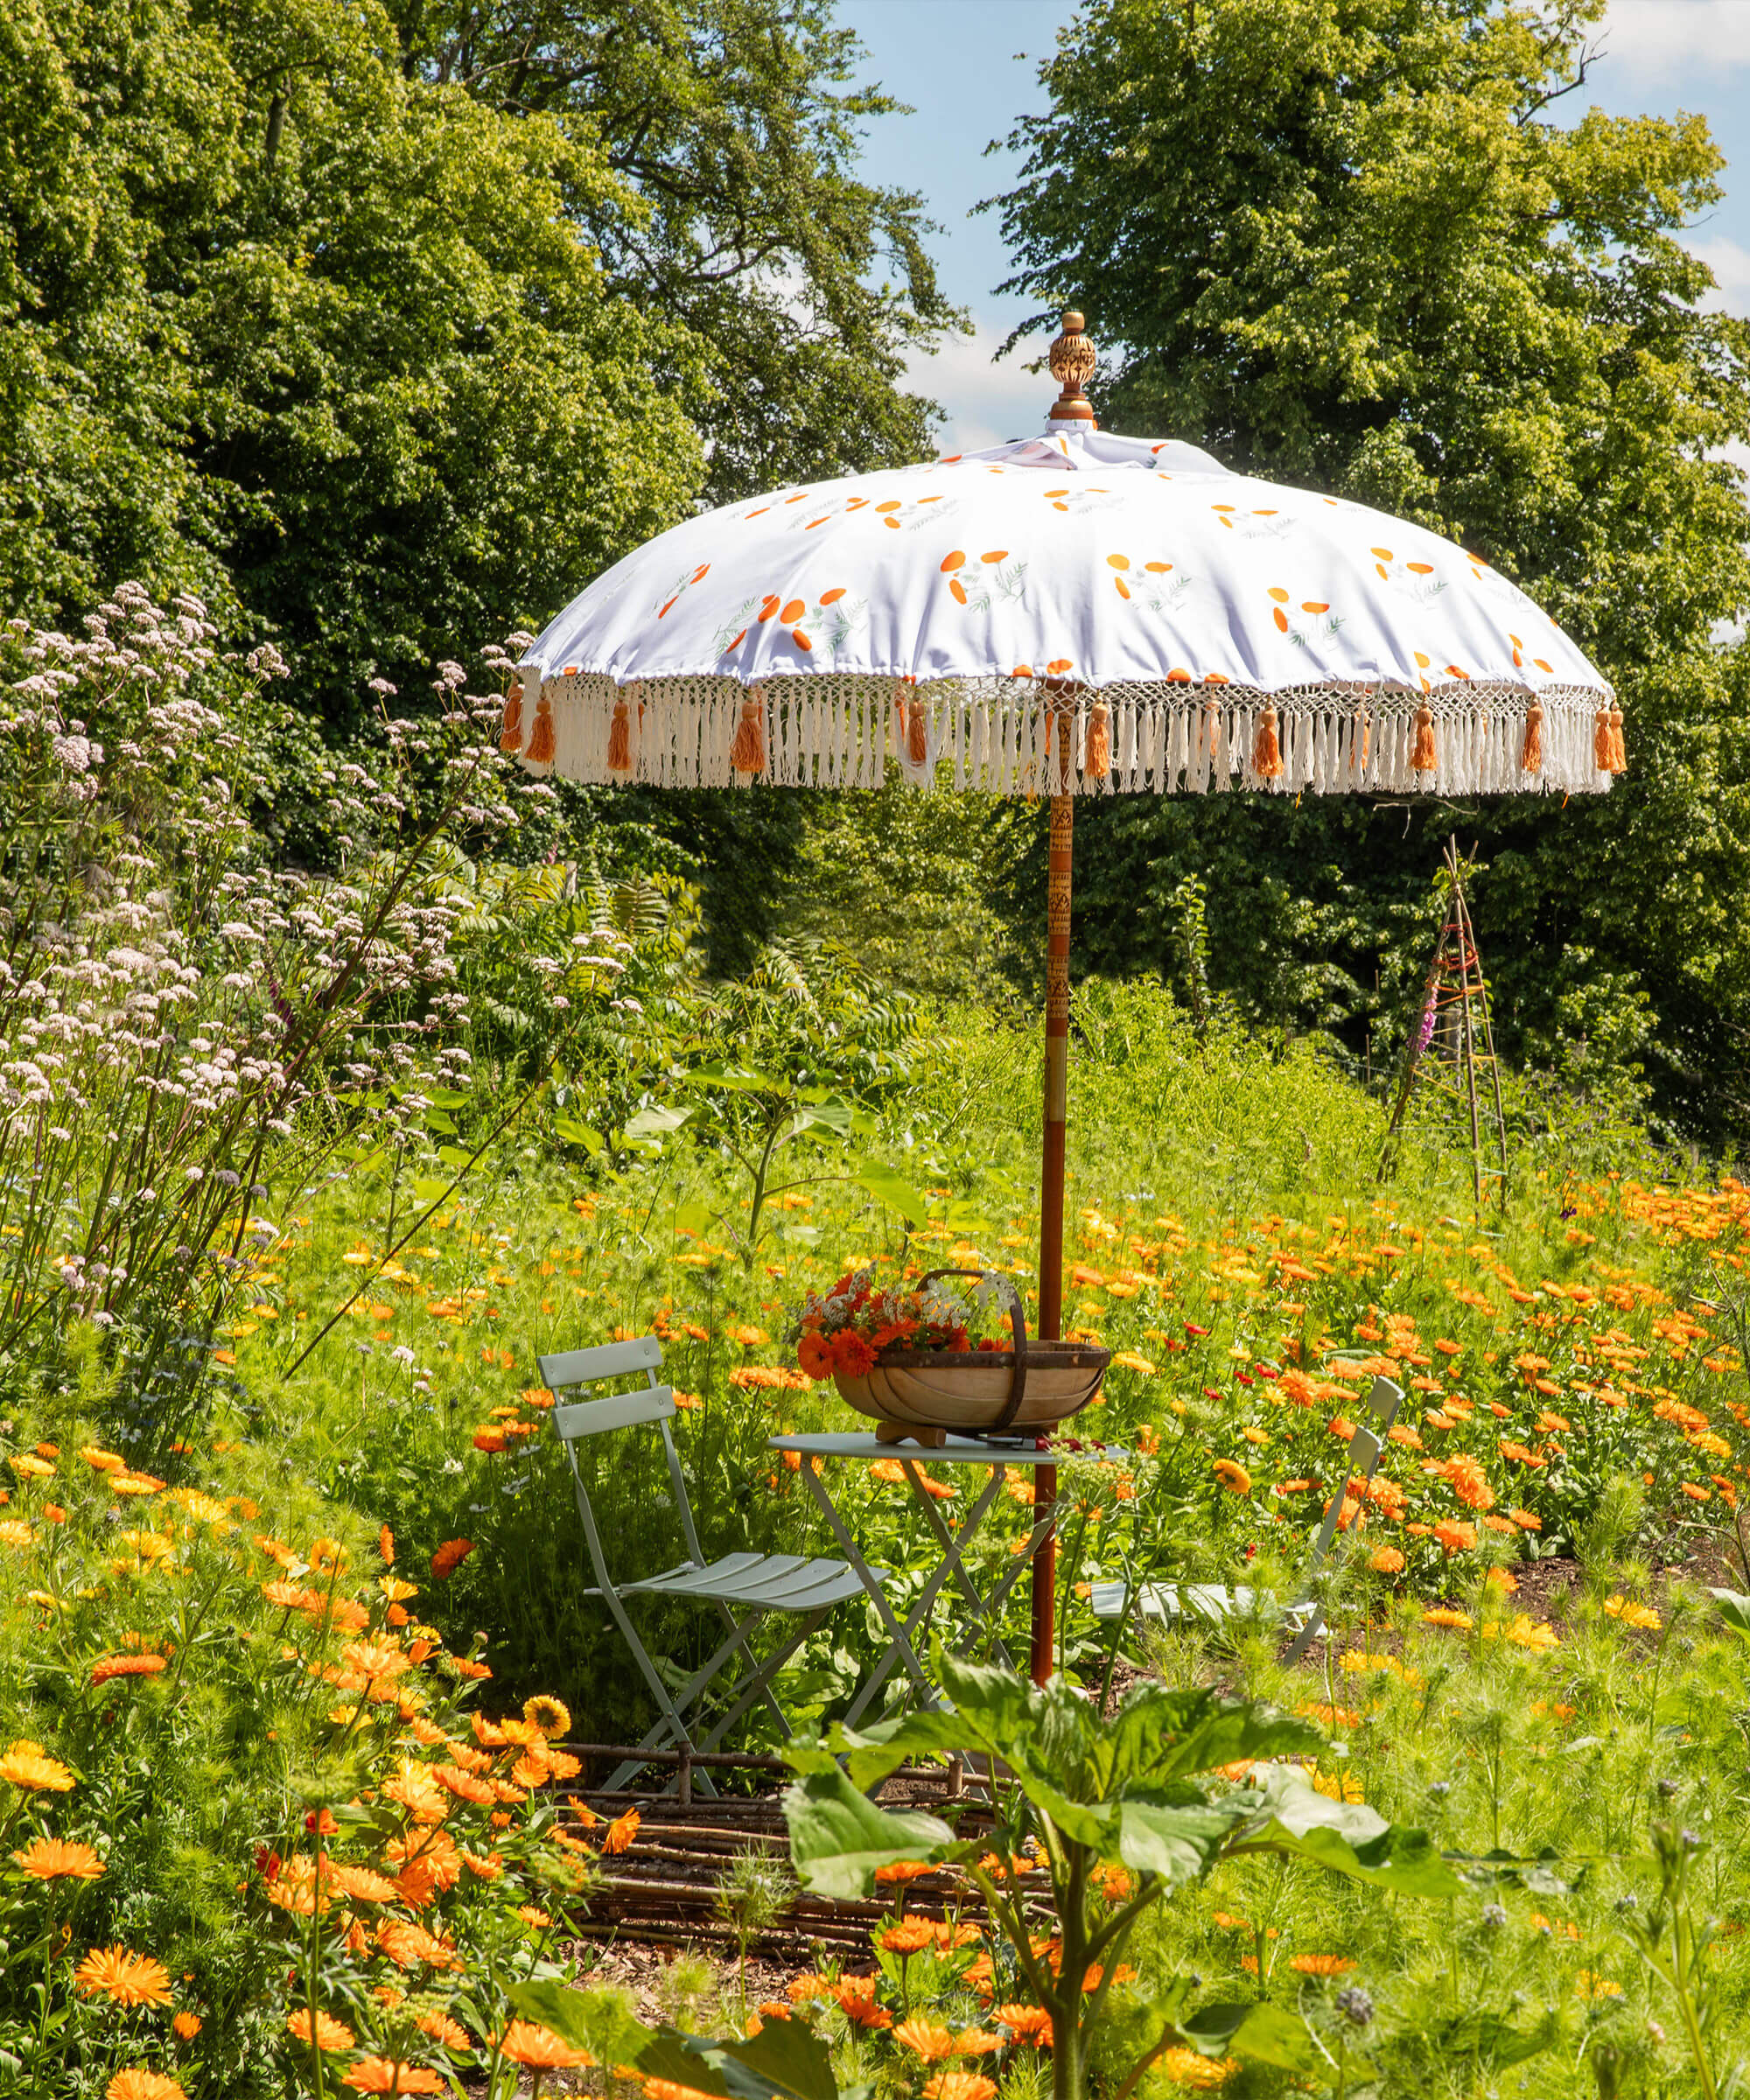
[906,696,928,766]
[1520,702,1544,774]
[1411,705,1437,774]
[1084,701,1110,780]
[606,696,632,774]
[731,690,766,775]
[499,682,524,755]
[1608,706,1627,773]
[1252,705,1283,780]
[1593,709,1611,771]
[526,695,556,766]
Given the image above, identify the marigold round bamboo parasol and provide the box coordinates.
[512,312,1620,1682]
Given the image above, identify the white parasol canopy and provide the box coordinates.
[514,362,1620,799]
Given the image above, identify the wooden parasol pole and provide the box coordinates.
[1030,311,1097,1684]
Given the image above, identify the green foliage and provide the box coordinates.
[988,0,1750,1150]
[388,0,964,506]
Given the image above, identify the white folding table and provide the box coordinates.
[769,1431,1129,1721]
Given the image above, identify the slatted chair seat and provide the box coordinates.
[616,1552,875,1612]
[543,1333,885,1794]
[1092,1374,1403,1666]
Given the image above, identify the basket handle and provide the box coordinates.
[919,1268,1030,1432]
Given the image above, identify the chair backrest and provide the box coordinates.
[1306,1376,1403,1572]
[540,1334,704,1589]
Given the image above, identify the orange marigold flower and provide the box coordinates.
[602,1809,640,1860]
[1432,1518,1477,1554]
[1290,1954,1356,1976]
[413,2012,472,2051]
[430,1538,473,1578]
[1605,1595,1662,1631]
[497,2020,592,2069]
[1422,1607,1473,1631]
[90,1655,168,1684]
[1211,1459,1252,1495]
[922,2077,998,2100]
[13,1837,103,1880]
[996,2005,1054,2045]
[106,2074,186,2100]
[340,2061,446,2095]
[1368,1546,1405,1575]
[375,1921,461,1970]
[796,1331,836,1381]
[171,2012,201,2040]
[895,2020,958,2062]
[75,1948,173,2006]
[874,1858,934,1885]
[1510,1508,1543,1531]
[286,2010,357,2051]
[834,1974,893,2027]
[881,1919,936,1955]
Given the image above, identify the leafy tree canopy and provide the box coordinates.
[388,0,963,502]
[0,0,956,735]
[986,0,1750,1148]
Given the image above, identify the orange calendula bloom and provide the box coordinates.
[90,1655,168,1684]
[430,1539,473,1578]
[1422,1607,1473,1631]
[922,2076,998,2100]
[515,1905,551,1929]
[413,2012,472,2051]
[76,1948,173,2007]
[1432,1518,1477,1554]
[13,1838,103,1880]
[171,2012,202,2040]
[497,2020,592,2068]
[895,2020,959,2063]
[874,1858,934,1885]
[1368,1546,1406,1575]
[1291,1954,1356,1977]
[340,2062,446,2095]
[106,2074,187,2100]
[996,2005,1054,2045]
[523,1694,570,1738]
[602,1808,640,1856]
[881,1919,936,1955]
[1212,1459,1252,1495]
[1605,1595,1662,1630]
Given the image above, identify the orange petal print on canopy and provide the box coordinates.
[731,686,766,775]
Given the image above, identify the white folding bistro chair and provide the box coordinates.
[1092,1375,1404,1667]
[542,1334,886,1793]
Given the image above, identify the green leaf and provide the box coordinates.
[1186,2001,1327,2072]
[424,1108,458,1135]
[625,1104,692,1139]
[554,1116,604,1157]
[1434,2010,1558,2067]
[1710,1587,1750,1636]
[438,1144,472,1169]
[504,1979,647,2064]
[850,1162,928,1228]
[781,1768,955,1901]
[411,1178,450,1204]
[1239,1766,1465,1898]
[1116,1793,1252,1889]
[686,1063,780,1094]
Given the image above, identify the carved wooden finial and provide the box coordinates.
[1047,309,1097,426]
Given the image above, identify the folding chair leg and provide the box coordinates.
[698,1608,828,1752]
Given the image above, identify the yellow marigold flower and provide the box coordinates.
[1211,1459,1252,1495]
[0,1740,74,1790]
[0,1520,34,1548]
[1605,1595,1662,1631]
[10,1454,54,1479]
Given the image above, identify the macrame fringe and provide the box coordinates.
[513,673,1616,797]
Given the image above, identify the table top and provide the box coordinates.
[769,1432,1128,1468]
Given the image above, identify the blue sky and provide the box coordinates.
[843,0,1750,452]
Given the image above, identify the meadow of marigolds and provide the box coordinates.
[8,592,1750,2100]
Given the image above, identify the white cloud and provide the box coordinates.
[901,312,1057,453]
[1687,234,1750,312]
[1597,1,1750,78]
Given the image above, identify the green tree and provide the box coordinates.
[383,0,965,502]
[987,0,1750,1146]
